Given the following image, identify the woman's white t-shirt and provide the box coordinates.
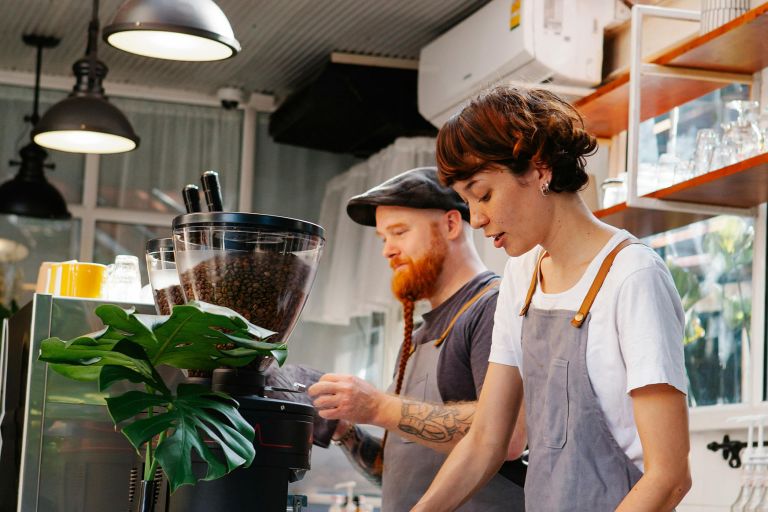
[489,230,687,471]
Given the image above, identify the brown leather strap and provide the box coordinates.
[433,278,501,348]
[519,250,547,316]
[571,238,640,328]
[518,238,642,328]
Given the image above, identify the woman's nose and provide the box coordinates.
[470,207,489,229]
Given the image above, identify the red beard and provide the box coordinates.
[390,225,447,302]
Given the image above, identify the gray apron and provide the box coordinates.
[382,285,525,512]
[520,239,644,511]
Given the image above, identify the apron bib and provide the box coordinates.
[381,281,524,511]
[520,239,644,511]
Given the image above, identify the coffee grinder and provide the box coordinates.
[166,211,325,511]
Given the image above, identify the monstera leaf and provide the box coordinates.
[106,384,255,493]
[91,301,282,370]
[41,302,285,380]
[37,301,279,492]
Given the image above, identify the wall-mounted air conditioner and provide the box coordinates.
[418,0,622,128]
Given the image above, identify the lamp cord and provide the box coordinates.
[86,0,100,92]
[31,44,42,125]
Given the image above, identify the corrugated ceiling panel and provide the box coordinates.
[0,0,489,98]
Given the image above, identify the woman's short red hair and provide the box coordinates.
[436,86,597,193]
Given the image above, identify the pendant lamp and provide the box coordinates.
[0,35,71,220]
[33,0,139,154]
[103,0,241,62]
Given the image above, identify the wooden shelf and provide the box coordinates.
[649,152,768,207]
[575,3,768,138]
[594,153,768,237]
[594,202,711,239]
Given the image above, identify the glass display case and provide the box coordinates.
[0,294,160,512]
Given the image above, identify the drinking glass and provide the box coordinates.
[655,153,679,190]
[711,122,739,171]
[758,106,768,153]
[103,254,142,302]
[725,100,762,161]
[601,173,626,209]
[637,163,657,196]
[692,129,719,176]
[673,160,695,184]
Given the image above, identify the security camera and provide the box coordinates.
[217,86,244,110]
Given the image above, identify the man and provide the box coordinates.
[308,167,526,511]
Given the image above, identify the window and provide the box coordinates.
[644,216,755,406]
[637,83,765,409]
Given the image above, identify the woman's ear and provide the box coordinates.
[444,210,464,240]
[532,158,553,187]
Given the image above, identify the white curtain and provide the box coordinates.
[303,137,436,325]
[99,97,244,213]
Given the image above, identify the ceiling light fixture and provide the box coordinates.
[103,0,241,62]
[33,0,139,154]
[0,35,71,219]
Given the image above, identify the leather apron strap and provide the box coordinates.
[432,278,501,348]
[519,238,641,327]
[382,276,502,462]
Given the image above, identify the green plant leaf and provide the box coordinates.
[106,390,172,425]
[40,338,156,380]
[109,384,256,493]
[86,302,277,371]
[48,363,102,382]
[37,301,278,494]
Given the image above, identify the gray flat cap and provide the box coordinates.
[346,166,470,227]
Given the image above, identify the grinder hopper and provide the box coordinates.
[172,212,325,373]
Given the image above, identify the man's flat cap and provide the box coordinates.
[346,166,471,227]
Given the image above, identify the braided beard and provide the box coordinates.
[390,224,447,302]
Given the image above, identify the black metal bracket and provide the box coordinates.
[707,434,768,468]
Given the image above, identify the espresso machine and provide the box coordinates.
[159,210,326,511]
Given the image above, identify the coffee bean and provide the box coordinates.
[179,251,311,371]
[153,284,185,316]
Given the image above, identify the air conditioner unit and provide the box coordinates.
[418,0,620,128]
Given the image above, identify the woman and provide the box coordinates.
[412,87,691,511]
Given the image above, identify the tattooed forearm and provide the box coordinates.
[337,426,383,486]
[397,400,474,443]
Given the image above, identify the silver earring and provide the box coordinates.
[540,181,550,196]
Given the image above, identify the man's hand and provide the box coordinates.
[308,373,393,425]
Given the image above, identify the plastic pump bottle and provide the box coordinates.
[333,481,358,512]
[329,494,347,512]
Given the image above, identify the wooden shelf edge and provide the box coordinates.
[594,202,712,238]
[574,73,629,109]
[656,3,768,67]
[592,152,768,237]
[575,3,768,138]
[649,152,768,207]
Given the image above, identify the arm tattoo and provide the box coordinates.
[397,400,474,443]
[337,426,383,486]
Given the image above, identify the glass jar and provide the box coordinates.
[601,174,627,209]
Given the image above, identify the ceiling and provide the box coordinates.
[0,0,490,102]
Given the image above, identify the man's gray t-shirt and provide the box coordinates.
[410,270,499,404]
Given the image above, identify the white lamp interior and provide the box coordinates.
[34,130,138,154]
[106,31,234,61]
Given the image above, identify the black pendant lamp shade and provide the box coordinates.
[0,143,71,219]
[33,0,139,154]
[0,35,71,219]
[103,0,241,62]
